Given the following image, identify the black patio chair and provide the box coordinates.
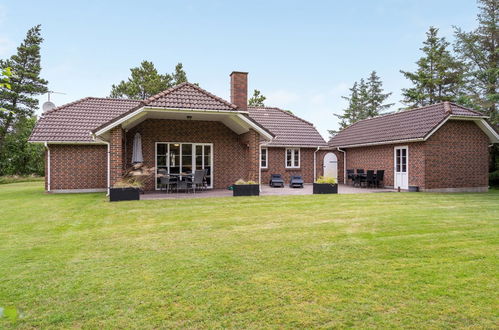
[269,174,284,187]
[365,170,375,188]
[289,175,304,188]
[346,169,355,185]
[159,175,177,193]
[375,170,384,188]
[356,169,364,174]
[190,170,206,193]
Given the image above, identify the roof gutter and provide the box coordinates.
[336,147,347,184]
[44,142,51,192]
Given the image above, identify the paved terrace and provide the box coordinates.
[141,184,395,200]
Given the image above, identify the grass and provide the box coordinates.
[0,182,498,328]
[0,175,44,185]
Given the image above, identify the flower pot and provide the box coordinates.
[233,184,260,196]
[313,183,338,194]
[109,187,140,202]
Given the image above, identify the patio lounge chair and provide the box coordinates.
[289,175,304,188]
[269,174,284,187]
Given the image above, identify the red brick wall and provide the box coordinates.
[240,129,260,182]
[48,144,107,190]
[342,120,490,190]
[230,72,248,111]
[344,142,425,188]
[125,119,251,190]
[424,120,489,189]
[109,126,124,187]
[261,147,317,184]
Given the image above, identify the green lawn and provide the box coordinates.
[0,182,498,328]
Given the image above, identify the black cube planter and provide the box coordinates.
[109,187,140,202]
[233,184,260,196]
[313,183,338,194]
[408,186,419,192]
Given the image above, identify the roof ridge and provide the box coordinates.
[87,97,141,102]
[42,96,93,115]
[143,82,238,109]
[249,106,316,127]
[186,82,238,109]
[448,102,487,116]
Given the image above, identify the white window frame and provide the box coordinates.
[155,142,214,190]
[261,147,268,169]
[285,148,300,168]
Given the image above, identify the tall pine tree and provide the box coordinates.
[366,71,393,117]
[110,61,189,99]
[401,27,465,108]
[454,0,498,124]
[0,25,48,156]
[334,81,363,132]
[330,72,392,136]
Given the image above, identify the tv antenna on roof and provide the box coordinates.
[42,90,66,112]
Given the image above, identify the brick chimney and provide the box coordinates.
[230,71,248,111]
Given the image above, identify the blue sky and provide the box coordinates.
[1,0,479,138]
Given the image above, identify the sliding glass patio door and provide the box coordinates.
[156,142,212,190]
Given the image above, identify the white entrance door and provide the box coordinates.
[323,153,338,180]
[394,146,409,190]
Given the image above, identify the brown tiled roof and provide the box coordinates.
[248,106,327,147]
[144,82,238,110]
[329,102,486,148]
[29,97,141,142]
[29,87,321,145]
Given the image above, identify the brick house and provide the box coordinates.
[328,102,499,192]
[29,72,328,193]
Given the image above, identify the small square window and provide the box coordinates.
[261,148,268,168]
[285,148,300,168]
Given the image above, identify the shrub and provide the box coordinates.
[234,179,258,185]
[315,176,337,184]
[489,170,499,186]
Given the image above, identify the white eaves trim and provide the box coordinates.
[93,106,272,140]
[31,141,107,145]
[335,116,499,148]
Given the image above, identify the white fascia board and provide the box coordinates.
[334,138,425,149]
[262,144,329,148]
[94,107,249,136]
[236,114,274,140]
[31,141,107,145]
[94,106,146,136]
[424,115,499,143]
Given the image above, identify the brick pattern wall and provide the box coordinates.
[230,72,248,111]
[240,129,259,181]
[424,120,489,189]
[261,147,318,184]
[344,142,425,188]
[125,119,251,190]
[109,126,124,187]
[47,144,107,190]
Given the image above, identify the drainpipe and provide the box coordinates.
[44,142,51,192]
[105,141,110,196]
[313,146,320,181]
[337,147,346,184]
[259,142,264,192]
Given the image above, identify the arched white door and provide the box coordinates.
[323,153,338,180]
